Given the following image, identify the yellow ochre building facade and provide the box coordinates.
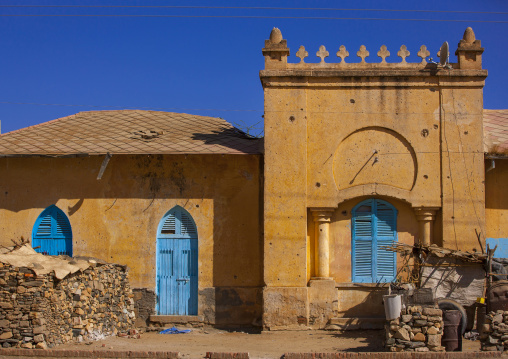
[0,28,506,330]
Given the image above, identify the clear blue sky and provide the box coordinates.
[0,0,507,136]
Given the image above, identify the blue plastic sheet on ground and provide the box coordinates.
[159,326,192,334]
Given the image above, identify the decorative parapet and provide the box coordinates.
[262,27,483,71]
[455,27,484,69]
[261,28,290,69]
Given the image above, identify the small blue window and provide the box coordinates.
[352,199,397,283]
[32,205,73,256]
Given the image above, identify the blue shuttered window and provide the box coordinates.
[32,205,73,256]
[156,206,198,316]
[352,199,397,283]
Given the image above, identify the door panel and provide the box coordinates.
[156,207,198,315]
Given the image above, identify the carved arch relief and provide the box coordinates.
[333,127,417,192]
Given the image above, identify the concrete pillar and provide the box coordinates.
[311,208,335,278]
[414,208,439,246]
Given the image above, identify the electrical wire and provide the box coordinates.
[0,101,263,113]
[0,5,507,15]
[0,14,506,23]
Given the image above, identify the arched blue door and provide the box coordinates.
[352,199,397,283]
[32,205,73,256]
[156,206,198,315]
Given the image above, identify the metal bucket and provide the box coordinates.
[442,310,462,352]
[487,280,508,312]
[383,294,401,320]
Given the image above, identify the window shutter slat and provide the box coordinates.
[376,239,396,281]
[55,211,72,237]
[161,215,176,234]
[36,215,52,236]
[181,213,197,235]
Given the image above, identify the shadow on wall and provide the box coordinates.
[1,152,265,327]
[338,287,387,324]
[211,155,264,327]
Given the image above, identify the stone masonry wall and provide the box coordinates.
[0,261,135,349]
[385,305,445,352]
[480,310,508,351]
[132,288,155,327]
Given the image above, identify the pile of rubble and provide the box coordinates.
[0,246,135,349]
[385,305,445,352]
[480,310,508,351]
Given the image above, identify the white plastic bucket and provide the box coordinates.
[383,294,402,320]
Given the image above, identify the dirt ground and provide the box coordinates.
[55,327,482,358]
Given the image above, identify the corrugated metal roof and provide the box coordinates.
[0,110,262,156]
[484,109,508,155]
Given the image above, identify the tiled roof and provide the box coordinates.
[0,110,262,156]
[484,109,508,155]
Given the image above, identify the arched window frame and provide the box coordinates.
[351,199,397,283]
[157,205,199,239]
[32,205,73,256]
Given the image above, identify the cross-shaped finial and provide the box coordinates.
[357,45,369,63]
[377,45,390,63]
[316,45,329,63]
[417,45,430,64]
[397,45,410,63]
[336,45,349,63]
[296,46,308,63]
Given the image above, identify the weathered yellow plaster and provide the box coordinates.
[261,27,487,329]
[486,159,508,239]
[0,154,262,323]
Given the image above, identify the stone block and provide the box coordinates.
[0,320,9,328]
[33,334,44,343]
[427,334,442,346]
[429,345,446,352]
[493,313,503,324]
[408,341,426,348]
[422,308,442,316]
[0,302,13,309]
[413,333,425,342]
[36,341,47,349]
[487,336,499,345]
[401,315,412,323]
[0,332,12,339]
[427,316,442,322]
[33,326,46,335]
[415,347,429,352]
[427,326,439,335]
[394,327,410,341]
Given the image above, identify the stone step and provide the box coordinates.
[149,315,204,324]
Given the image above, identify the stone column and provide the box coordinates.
[311,209,335,278]
[414,208,439,246]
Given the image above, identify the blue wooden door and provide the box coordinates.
[352,199,397,283]
[32,205,73,256]
[156,207,198,315]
